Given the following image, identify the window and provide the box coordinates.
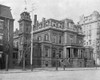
[59,51,62,58]
[44,34,49,41]
[52,50,56,58]
[26,26,29,32]
[45,48,49,57]
[52,22,56,27]
[37,36,42,41]
[58,23,62,28]
[59,35,62,44]
[45,21,49,26]
[20,23,23,32]
[13,53,18,59]
[70,35,74,43]
[52,35,56,43]
[89,40,91,45]
[0,21,3,29]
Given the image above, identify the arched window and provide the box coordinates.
[52,34,56,43]
[45,21,49,26]
[44,34,49,41]
[37,36,41,41]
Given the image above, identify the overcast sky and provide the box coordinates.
[1,0,100,31]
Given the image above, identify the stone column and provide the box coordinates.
[72,48,74,58]
[41,44,45,67]
[78,49,80,58]
[80,49,82,58]
[49,46,52,67]
[63,47,67,58]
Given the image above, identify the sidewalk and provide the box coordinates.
[0,67,99,74]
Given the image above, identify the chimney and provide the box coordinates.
[42,18,45,27]
[34,14,37,27]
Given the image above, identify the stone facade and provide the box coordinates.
[33,16,92,67]
[79,11,100,65]
[16,11,94,68]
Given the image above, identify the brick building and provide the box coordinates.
[0,4,14,69]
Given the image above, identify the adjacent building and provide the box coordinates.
[0,4,14,69]
[79,11,100,65]
[13,29,19,68]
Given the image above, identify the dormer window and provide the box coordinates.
[53,23,56,27]
[58,23,61,28]
[52,22,56,27]
[45,21,49,26]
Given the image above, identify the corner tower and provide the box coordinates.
[18,11,32,67]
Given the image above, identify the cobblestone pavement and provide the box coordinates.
[0,67,99,80]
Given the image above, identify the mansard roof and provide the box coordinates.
[0,4,13,19]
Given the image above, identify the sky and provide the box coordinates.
[1,0,100,31]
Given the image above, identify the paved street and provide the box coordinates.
[0,68,100,80]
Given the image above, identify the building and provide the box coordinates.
[32,15,94,67]
[0,4,14,69]
[13,29,19,68]
[16,11,94,68]
[18,11,42,68]
[79,11,100,65]
[18,11,32,68]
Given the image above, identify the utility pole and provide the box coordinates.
[5,19,10,71]
[30,3,35,71]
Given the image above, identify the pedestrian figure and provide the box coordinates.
[60,59,66,70]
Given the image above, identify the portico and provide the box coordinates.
[65,46,85,67]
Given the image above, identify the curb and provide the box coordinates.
[0,68,99,74]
